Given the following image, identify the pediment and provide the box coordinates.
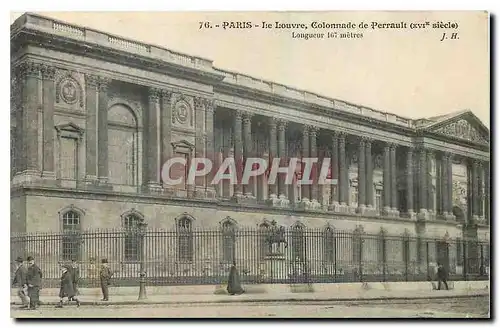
[55,122,84,136]
[171,140,195,152]
[426,112,489,145]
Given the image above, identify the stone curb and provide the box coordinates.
[10,292,488,307]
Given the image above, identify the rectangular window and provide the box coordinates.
[60,137,77,180]
[352,234,362,264]
[323,232,335,263]
[377,236,386,265]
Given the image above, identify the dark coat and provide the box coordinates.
[227,265,244,295]
[71,266,80,285]
[437,266,447,280]
[26,264,43,287]
[12,265,28,287]
[59,271,75,298]
[100,265,113,284]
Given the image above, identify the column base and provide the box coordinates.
[417,209,430,221]
[390,208,400,218]
[362,205,378,216]
[309,199,322,211]
[328,201,340,212]
[337,203,351,213]
[278,194,290,208]
[444,212,456,221]
[144,181,162,194]
[356,204,367,214]
[193,187,207,199]
[205,187,217,199]
[231,193,245,204]
[405,210,418,220]
[297,198,310,210]
[347,205,357,214]
[381,206,392,217]
[266,194,282,207]
[41,171,56,180]
[12,170,41,186]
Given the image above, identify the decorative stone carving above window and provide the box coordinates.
[350,177,358,187]
[374,181,383,190]
[172,95,193,128]
[171,140,195,155]
[56,73,84,108]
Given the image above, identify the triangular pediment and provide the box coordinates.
[424,111,489,145]
[55,122,84,136]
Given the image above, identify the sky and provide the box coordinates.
[10,11,490,127]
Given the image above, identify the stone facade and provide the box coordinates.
[10,14,490,272]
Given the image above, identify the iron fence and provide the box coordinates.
[11,227,490,288]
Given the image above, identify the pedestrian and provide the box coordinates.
[99,259,113,301]
[70,259,80,298]
[436,262,449,290]
[56,265,80,308]
[226,261,244,295]
[26,256,42,310]
[12,257,29,308]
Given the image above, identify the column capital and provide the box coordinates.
[309,126,319,136]
[40,65,56,80]
[242,112,254,123]
[17,60,43,79]
[268,117,277,129]
[234,110,243,120]
[277,119,288,131]
[160,89,172,101]
[148,87,161,102]
[388,142,398,150]
[85,74,100,90]
[97,76,111,92]
[193,96,205,111]
[204,99,215,113]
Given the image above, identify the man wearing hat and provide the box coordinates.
[69,259,80,299]
[99,259,113,301]
[26,256,43,310]
[12,257,29,308]
[56,265,80,308]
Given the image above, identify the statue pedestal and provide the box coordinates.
[264,244,287,281]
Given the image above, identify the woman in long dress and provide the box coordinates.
[227,261,245,295]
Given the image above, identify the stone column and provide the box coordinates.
[233,110,243,199]
[418,148,428,216]
[41,64,56,180]
[160,90,173,190]
[471,160,479,220]
[277,119,289,205]
[85,74,99,183]
[477,162,484,219]
[484,162,490,225]
[17,61,42,178]
[301,125,310,203]
[426,150,434,215]
[365,139,374,211]
[97,77,111,185]
[406,147,415,217]
[309,127,319,208]
[447,154,454,217]
[328,133,340,210]
[204,99,216,199]
[382,144,391,215]
[441,153,449,217]
[145,87,162,192]
[267,118,278,201]
[357,138,366,213]
[193,97,206,198]
[339,133,348,209]
[390,144,399,216]
[242,113,255,199]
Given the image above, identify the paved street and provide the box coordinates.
[11,296,490,318]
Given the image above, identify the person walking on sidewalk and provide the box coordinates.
[227,261,244,295]
[26,256,42,310]
[56,265,80,308]
[436,262,449,290]
[99,259,113,301]
[12,257,29,308]
[70,259,80,298]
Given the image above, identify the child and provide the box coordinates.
[56,265,80,308]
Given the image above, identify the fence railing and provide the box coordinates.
[11,228,490,288]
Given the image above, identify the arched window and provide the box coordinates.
[352,228,363,264]
[291,223,305,262]
[108,104,139,186]
[323,226,335,263]
[123,214,144,262]
[61,209,82,261]
[177,216,193,262]
[221,219,236,263]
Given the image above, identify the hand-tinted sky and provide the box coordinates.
[11,11,490,127]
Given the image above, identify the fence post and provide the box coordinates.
[382,235,387,282]
[404,236,409,282]
[463,239,468,281]
[138,222,148,300]
[359,236,363,283]
[426,241,430,280]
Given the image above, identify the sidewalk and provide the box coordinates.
[10,288,488,306]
